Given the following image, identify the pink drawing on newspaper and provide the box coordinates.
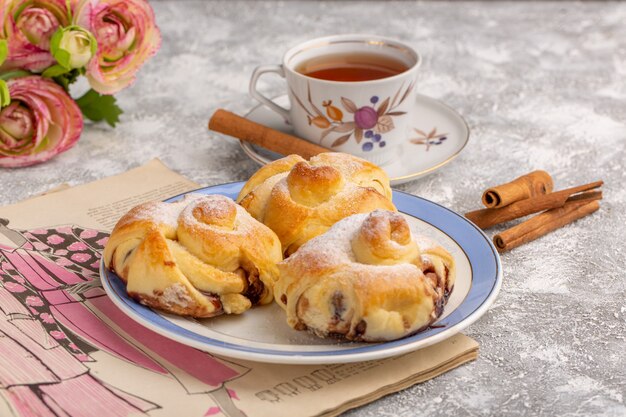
[0,219,249,417]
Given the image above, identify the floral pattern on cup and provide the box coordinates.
[291,82,414,151]
[410,127,448,151]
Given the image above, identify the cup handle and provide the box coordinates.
[249,65,291,123]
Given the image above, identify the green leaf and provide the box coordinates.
[0,70,30,81]
[0,40,7,67]
[55,49,71,69]
[0,80,10,107]
[50,27,72,69]
[76,89,123,127]
[52,68,81,92]
[50,28,63,56]
[42,64,70,78]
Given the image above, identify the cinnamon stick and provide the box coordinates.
[466,181,603,229]
[482,170,553,208]
[493,199,600,252]
[208,109,327,159]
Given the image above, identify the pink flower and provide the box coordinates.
[71,253,91,263]
[55,249,68,256]
[50,330,66,339]
[25,295,44,307]
[47,234,65,245]
[68,241,88,251]
[96,236,108,247]
[80,229,98,239]
[40,312,55,323]
[72,0,161,94]
[55,257,73,267]
[0,0,71,71]
[54,226,73,235]
[55,226,73,234]
[3,282,25,292]
[0,76,83,168]
[33,241,50,251]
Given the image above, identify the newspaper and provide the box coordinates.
[0,159,478,417]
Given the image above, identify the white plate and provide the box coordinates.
[101,182,501,364]
[241,94,470,185]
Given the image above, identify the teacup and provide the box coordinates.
[249,34,421,166]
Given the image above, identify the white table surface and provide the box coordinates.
[1,1,625,416]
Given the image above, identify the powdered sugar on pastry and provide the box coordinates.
[237,152,396,255]
[103,194,282,318]
[276,210,456,342]
[117,193,205,230]
[288,213,366,265]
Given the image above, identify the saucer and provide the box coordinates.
[241,94,470,185]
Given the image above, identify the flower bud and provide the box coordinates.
[51,26,97,69]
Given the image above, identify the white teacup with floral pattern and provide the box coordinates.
[249,34,421,166]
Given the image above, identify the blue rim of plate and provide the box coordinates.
[101,182,502,364]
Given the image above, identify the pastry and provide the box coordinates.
[275,210,455,342]
[103,194,282,317]
[237,152,396,255]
